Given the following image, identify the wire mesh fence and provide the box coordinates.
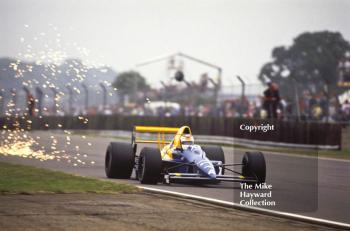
[0,81,349,124]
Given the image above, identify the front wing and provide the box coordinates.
[164,173,258,184]
[160,160,257,184]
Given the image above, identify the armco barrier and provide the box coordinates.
[0,115,342,149]
[49,130,340,150]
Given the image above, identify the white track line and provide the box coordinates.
[139,186,350,230]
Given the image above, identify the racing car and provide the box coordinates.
[105,125,266,185]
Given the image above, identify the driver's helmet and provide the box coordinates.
[180,134,194,150]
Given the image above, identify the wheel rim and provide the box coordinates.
[138,156,145,181]
[105,151,111,172]
[242,156,249,176]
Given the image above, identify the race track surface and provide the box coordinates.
[0,131,349,224]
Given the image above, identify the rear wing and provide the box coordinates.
[134,126,179,134]
[132,126,179,150]
[132,125,193,151]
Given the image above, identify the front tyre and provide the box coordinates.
[242,152,266,184]
[105,142,134,179]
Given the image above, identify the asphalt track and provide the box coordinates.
[0,131,349,225]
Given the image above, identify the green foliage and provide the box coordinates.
[259,31,350,98]
[0,162,138,194]
[112,71,150,97]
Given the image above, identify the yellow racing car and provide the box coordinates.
[105,125,266,185]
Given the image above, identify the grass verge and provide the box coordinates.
[0,161,138,195]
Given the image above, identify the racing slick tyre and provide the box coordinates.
[137,147,162,184]
[105,142,135,179]
[201,146,225,175]
[242,152,266,184]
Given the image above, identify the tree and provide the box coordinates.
[259,31,350,99]
[112,71,150,103]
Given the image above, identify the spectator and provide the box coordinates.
[263,81,280,119]
[341,100,350,121]
[27,93,35,116]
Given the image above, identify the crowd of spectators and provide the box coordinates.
[77,84,350,123]
[5,81,350,123]
[222,86,350,123]
[298,90,350,122]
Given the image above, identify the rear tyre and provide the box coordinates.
[137,147,162,184]
[201,146,225,175]
[105,142,134,179]
[242,152,266,184]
